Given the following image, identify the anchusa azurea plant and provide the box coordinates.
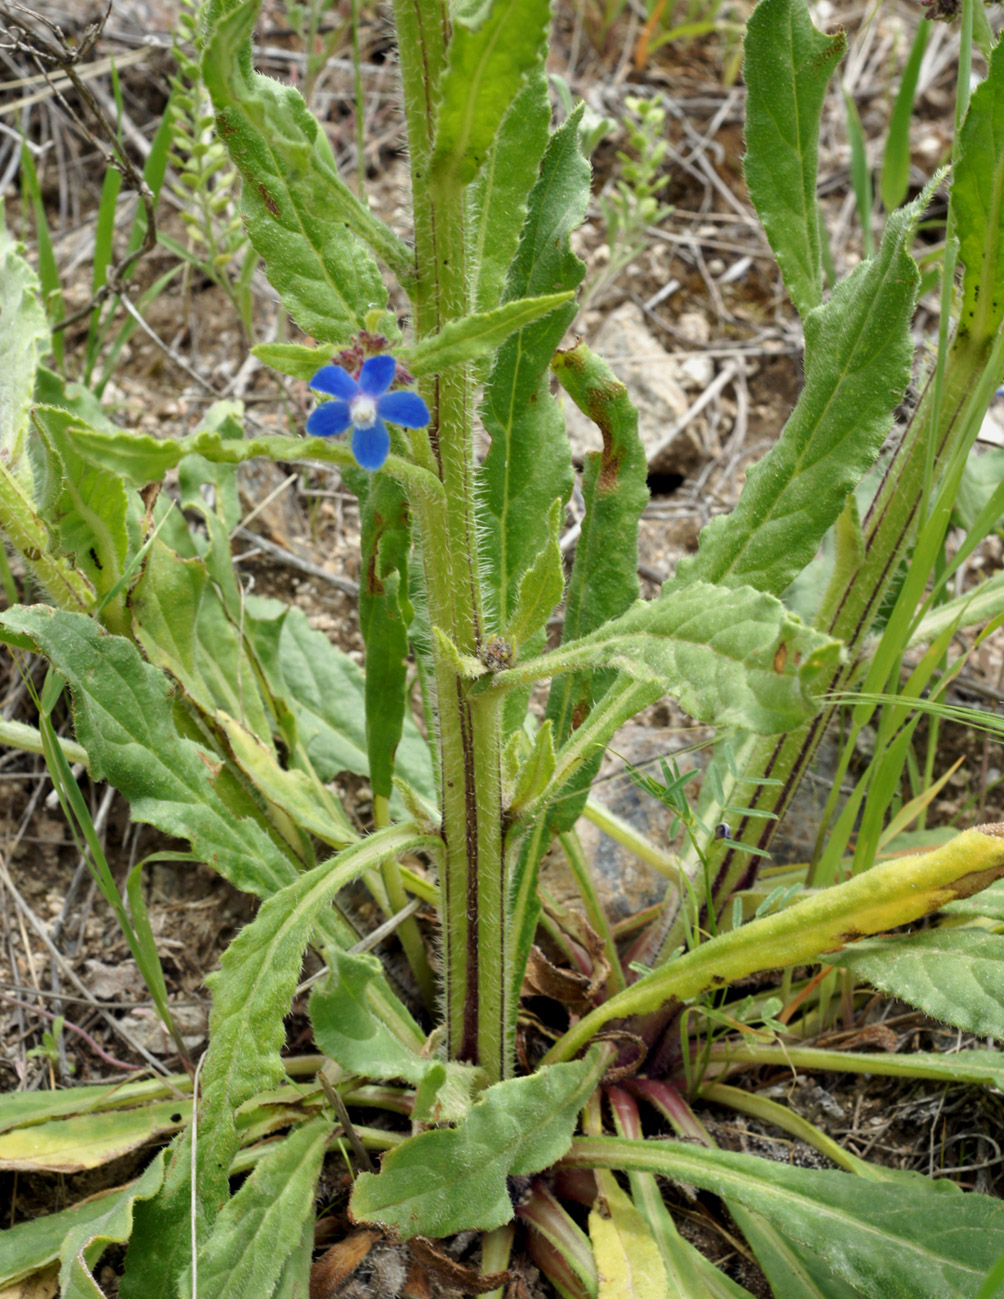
[5,0,1004,1295]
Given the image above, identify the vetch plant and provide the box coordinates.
[4,0,1004,1294]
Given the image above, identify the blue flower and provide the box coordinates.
[306,355,430,472]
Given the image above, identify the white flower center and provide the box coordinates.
[350,394,378,428]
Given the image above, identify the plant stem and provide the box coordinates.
[392,0,507,1079]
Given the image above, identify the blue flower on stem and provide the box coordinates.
[306,355,430,472]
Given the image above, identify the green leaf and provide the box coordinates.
[342,467,414,801]
[588,1171,672,1299]
[504,498,565,653]
[0,215,95,614]
[131,537,275,754]
[433,624,487,678]
[0,202,49,470]
[0,1152,163,1289]
[728,1202,871,1299]
[469,70,551,314]
[0,1073,189,1134]
[676,191,923,597]
[244,599,436,803]
[829,929,1004,1038]
[546,342,650,746]
[881,20,930,212]
[29,406,133,631]
[18,146,64,369]
[201,0,399,341]
[309,947,429,1085]
[719,1044,1004,1090]
[217,710,358,846]
[743,0,846,318]
[478,105,587,641]
[350,1045,606,1238]
[123,824,438,1296]
[505,581,838,736]
[400,291,574,376]
[0,606,306,904]
[955,35,1004,346]
[58,1150,166,1299]
[431,0,552,187]
[195,1116,330,1299]
[509,719,557,814]
[569,1136,1004,1299]
[252,341,330,381]
[0,1097,187,1174]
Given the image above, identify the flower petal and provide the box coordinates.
[352,418,390,471]
[309,365,358,399]
[377,390,430,429]
[307,401,352,438]
[358,354,396,397]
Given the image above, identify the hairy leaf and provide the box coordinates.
[244,598,436,803]
[499,581,839,736]
[58,1150,166,1299]
[195,1116,330,1299]
[829,928,1004,1038]
[29,406,133,631]
[0,1100,187,1173]
[505,498,565,652]
[309,947,430,1085]
[568,1137,1004,1299]
[342,466,413,802]
[478,106,587,639]
[132,537,275,752]
[350,1046,606,1237]
[201,0,398,341]
[468,70,551,314]
[676,191,923,596]
[431,0,552,188]
[123,825,437,1295]
[402,292,574,376]
[743,0,846,317]
[0,606,306,902]
[955,35,1004,346]
[218,710,358,846]
[0,204,49,471]
[546,342,649,750]
[589,1171,671,1299]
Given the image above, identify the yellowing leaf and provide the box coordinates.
[589,1172,670,1299]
